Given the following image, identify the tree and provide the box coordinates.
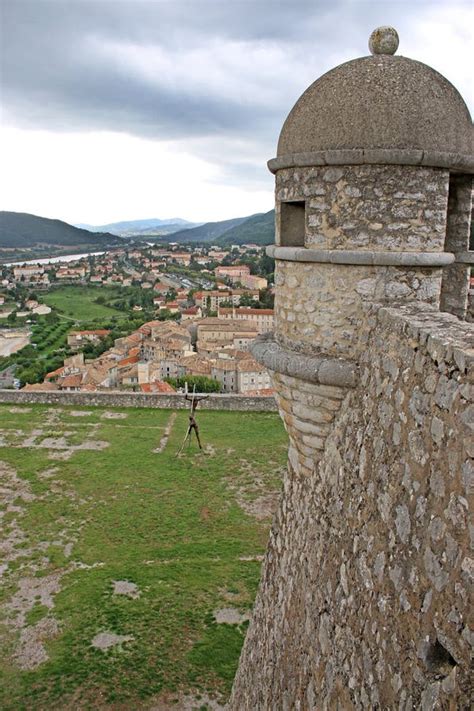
[158,309,180,322]
[45,311,59,325]
[258,288,275,309]
[258,254,275,277]
[239,293,257,307]
[166,375,221,393]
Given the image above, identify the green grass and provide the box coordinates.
[43,286,123,321]
[0,404,287,709]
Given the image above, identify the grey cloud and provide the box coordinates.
[1,0,472,190]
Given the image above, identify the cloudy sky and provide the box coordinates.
[0,0,472,226]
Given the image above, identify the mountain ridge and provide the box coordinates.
[0,211,122,251]
[165,210,275,245]
[76,217,199,237]
[216,210,274,246]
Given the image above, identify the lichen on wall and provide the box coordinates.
[275,260,442,359]
[230,304,473,710]
[275,164,449,252]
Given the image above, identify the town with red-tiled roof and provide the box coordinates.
[1,241,276,392]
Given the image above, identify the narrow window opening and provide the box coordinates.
[440,174,472,320]
[279,200,306,247]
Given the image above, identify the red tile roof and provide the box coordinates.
[60,374,83,388]
[45,366,65,380]
[117,354,140,368]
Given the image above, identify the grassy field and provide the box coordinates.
[43,286,123,322]
[0,404,287,710]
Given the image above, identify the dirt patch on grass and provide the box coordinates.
[200,506,212,521]
[38,436,69,449]
[0,461,36,575]
[226,460,282,521]
[91,632,134,650]
[8,407,32,414]
[219,587,248,604]
[239,493,279,521]
[1,422,110,459]
[101,411,127,420]
[213,608,251,625]
[37,466,60,479]
[44,408,63,426]
[14,615,60,670]
[37,436,109,452]
[112,580,140,599]
[70,411,93,417]
[79,440,109,451]
[6,572,64,629]
[48,450,74,460]
[153,412,177,454]
[0,460,36,506]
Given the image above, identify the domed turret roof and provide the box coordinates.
[272,27,473,173]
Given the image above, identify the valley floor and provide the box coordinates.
[0,404,287,710]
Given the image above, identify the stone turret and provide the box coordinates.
[231,28,473,710]
[251,26,473,475]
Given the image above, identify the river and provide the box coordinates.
[5,251,106,267]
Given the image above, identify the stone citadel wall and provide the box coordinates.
[230,304,473,709]
[0,390,277,412]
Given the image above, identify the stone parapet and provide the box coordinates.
[230,302,474,709]
[0,390,278,412]
[235,28,474,709]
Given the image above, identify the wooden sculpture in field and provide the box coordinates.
[176,385,209,455]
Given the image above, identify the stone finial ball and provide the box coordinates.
[369,26,399,55]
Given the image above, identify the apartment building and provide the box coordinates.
[217,307,274,333]
[239,274,268,290]
[13,265,45,281]
[194,289,258,311]
[211,355,271,393]
[214,265,251,283]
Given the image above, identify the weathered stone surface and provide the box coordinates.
[276,55,473,162]
[274,259,444,358]
[368,26,399,56]
[267,245,454,267]
[250,333,357,388]
[230,306,473,710]
[276,164,449,252]
[239,28,474,709]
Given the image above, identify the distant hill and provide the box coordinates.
[166,211,275,245]
[0,212,122,250]
[77,217,198,237]
[217,210,275,246]
[166,216,249,243]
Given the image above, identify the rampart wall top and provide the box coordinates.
[272,27,473,174]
